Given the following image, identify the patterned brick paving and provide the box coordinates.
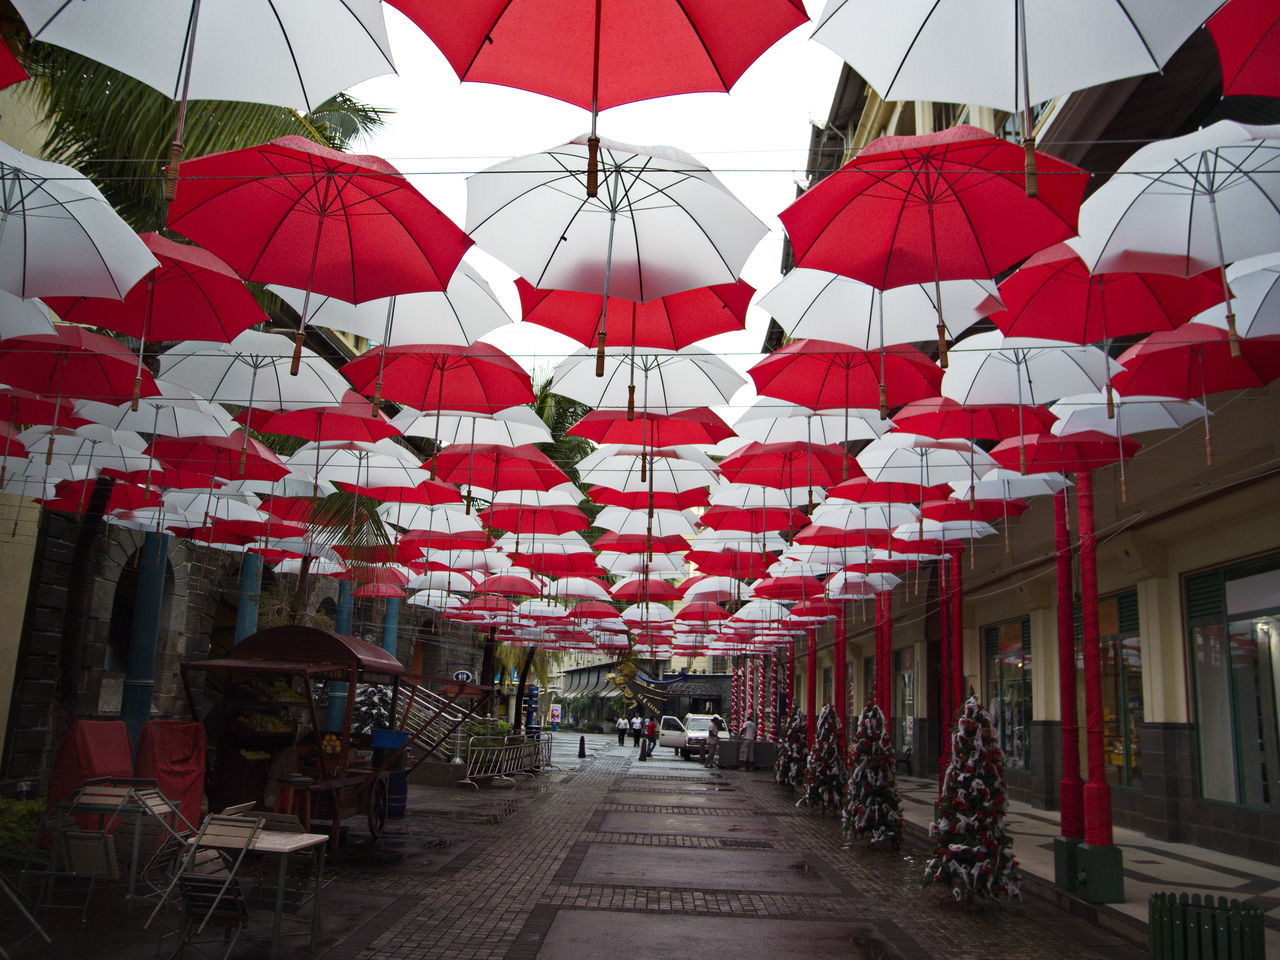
[315,742,1146,960]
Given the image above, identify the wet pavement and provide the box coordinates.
[7,734,1149,959]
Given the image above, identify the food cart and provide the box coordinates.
[181,625,406,845]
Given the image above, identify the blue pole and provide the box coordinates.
[233,552,263,644]
[381,597,400,658]
[325,581,354,731]
[121,532,169,747]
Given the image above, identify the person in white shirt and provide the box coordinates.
[615,715,628,746]
[630,714,643,746]
[738,715,757,770]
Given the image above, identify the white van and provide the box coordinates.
[658,713,721,760]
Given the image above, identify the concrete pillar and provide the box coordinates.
[381,597,400,658]
[233,552,263,644]
[121,532,168,747]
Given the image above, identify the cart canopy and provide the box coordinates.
[190,625,404,681]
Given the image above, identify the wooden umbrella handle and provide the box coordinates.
[165,140,185,203]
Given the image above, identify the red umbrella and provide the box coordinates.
[400,529,492,553]
[789,598,842,619]
[515,279,753,349]
[612,578,682,602]
[145,433,288,483]
[341,342,534,410]
[514,552,605,577]
[168,136,472,368]
[592,532,690,554]
[476,574,543,597]
[698,504,807,533]
[687,549,777,579]
[0,388,87,430]
[569,600,621,621]
[824,476,950,503]
[428,444,570,494]
[44,233,267,406]
[106,465,225,491]
[237,391,399,444]
[1111,324,1280,399]
[585,485,710,511]
[478,503,590,535]
[393,0,808,172]
[751,575,824,600]
[718,441,861,489]
[892,397,1057,441]
[336,478,464,506]
[921,498,1029,523]
[39,478,161,516]
[0,42,28,91]
[259,496,317,524]
[0,327,157,405]
[748,339,941,417]
[990,432,1140,475]
[792,525,892,549]
[779,126,1088,363]
[675,601,730,623]
[989,243,1226,344]
[1208,0,1280,98]
[353,583,406,599]
[210,517,308,542]
[568,407,734,447]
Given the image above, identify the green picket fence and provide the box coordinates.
[1149,892,1265,960]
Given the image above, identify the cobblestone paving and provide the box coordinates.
[321,741,1146,960]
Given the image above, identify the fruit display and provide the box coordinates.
[229,711,298,735]
[321,733,343,755]
[233,678,308,704]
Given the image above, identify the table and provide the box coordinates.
[195,829,327,959]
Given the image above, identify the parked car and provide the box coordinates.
[658,713,720,760]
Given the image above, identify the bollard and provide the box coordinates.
[639,738,649,761]
[578,735,587,758]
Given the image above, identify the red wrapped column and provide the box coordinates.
[875,591,893,730]
[834,605,849,752]
[950,547,966,712]
[938,554,952,783]
[1076,470,1113,846]
[805,628,817,746]
[1055,489,1084,839]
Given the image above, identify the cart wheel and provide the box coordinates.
[367,777,389,839]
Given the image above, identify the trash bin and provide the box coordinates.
[387,770,409,818]
[371,728,410,770]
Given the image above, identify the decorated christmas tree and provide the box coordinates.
[351,683,392,735]
[798,704,846,814]
[842,701,904,850]
[922,696,1021,901]
[774,710,808,792]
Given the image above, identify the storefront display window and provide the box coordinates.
[1187,554,1280,811]
[1098,592,1144,788]
[984,617,1031,770]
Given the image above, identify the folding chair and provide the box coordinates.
[168,873,250,960]
[51,829,119,922]
[0,872,51,958]
[146,815,263,932]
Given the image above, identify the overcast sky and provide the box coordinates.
[349,3,845,426]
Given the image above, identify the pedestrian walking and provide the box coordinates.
[738,714,757,771]
[615,715,628,746]
[645,717,658,751]
[704,716,723,768]
[630,714,642,746]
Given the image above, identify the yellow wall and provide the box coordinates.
[0,495,41,750]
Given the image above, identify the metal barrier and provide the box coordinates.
[456,734,553,789]
[1149,892,1265,960]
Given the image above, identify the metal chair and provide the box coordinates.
[167,873,250,960]
[146,815,263,932]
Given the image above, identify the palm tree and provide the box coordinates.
[11,41,389,229]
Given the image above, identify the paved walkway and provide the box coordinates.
[898,774,1280,958]
[317,736,1144,960]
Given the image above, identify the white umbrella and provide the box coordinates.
[467,136,766,306]
[811,501,920,529]
[13,0,395,113]
[894,518,998,542]
[1050,393,1208,437]
[378,502,480,535]
[0,290,56,339]
[1074,121,1280,351]
[779,544,874,569]
[549,345,746,417]
[158,330,351,410]
[942,331,1118,412]
[421,548,511,574]
[733,399,892,445]
[709,483,827,510]
[1191,252,1280,340]
[407,590,468,612]
[576,452,718,494]
[949,468,1070,501]
[472,485,583,508]
[76,386,239,439]
[682,576,747,603]
[596,552,685,577]
[407,570,475,593]
[391,405,552,446]
[812,0,1220,191]
[275,557,346,577]
[268,262,511,347]
[691,529,789,553]
[857,433,996,487]
[545,577,612,602]
[283,447,424,492]
[594,506,698,538]
[759,268,996,348]
[577,444,718,474]
[0,141,157,299]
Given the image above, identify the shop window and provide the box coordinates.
[983,617,1031,770]
[822,666,833,705]
[894,647,915,751]
[1187,554,1280,810]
